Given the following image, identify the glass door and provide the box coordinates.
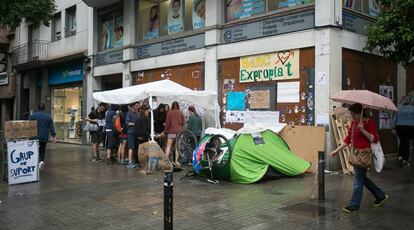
[52,86,83,143]
[52,88,66,140]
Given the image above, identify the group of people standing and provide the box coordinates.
[86,100,202,169]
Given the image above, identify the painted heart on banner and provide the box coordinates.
[277,51,291,65]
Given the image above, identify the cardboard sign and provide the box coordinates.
[249,90,270,109]
[7,140,39,185]
[138,141,172,174]
[4,121,37,139]
[279,125,325,173]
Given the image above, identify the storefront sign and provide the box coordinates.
[7,140,39,185]
[95,49,123,66]
[342,11,373,36]
[135,33,205,59]
[221,10,314,43]
[0,72,8,85]
[49,60,84,85]
[240,49,299,83]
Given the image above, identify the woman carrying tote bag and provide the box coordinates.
[330,103,389,213]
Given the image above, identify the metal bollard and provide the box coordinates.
[318,151,325,201]
[164,170,173,230]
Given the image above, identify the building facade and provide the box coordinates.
[81,0,411,168]
[11,0,90,144]
[5,0,412,169]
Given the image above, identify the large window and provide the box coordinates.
[51,12,62,41]
[343,0,380,17]
[137,0,205,42]
[99,10,124,50]
[226,0,314,22]
[66,5,77,37]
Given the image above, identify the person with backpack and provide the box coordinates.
[105,104,119,164]
[117,105,129,165]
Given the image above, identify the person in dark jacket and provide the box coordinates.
[126,102,140,169]
[29,103,56,170]
[153,103,166,134]
[135,105,151,159]
[105,104,119,164]
[393,91,414,167]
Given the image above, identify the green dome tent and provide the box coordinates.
[194,130,311,184]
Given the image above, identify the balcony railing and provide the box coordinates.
[12,40,49,66]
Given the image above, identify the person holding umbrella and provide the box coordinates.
[330,103,389,213]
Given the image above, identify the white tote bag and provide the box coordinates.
[371,141,385,173]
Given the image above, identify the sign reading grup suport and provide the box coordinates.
[7,140,39,185]
[239,50,299,83]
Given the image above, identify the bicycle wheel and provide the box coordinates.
[203,134,232,164]
[175,130,198,165]
[202,134,232,180]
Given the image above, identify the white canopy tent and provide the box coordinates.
[92,80,220,140]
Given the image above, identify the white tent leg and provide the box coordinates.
[149,95,155,141]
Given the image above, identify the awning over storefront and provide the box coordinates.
[82,0,120,8]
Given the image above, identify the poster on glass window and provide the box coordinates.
[113,14,124,48]
[226,0,265,21]
[379,85,394,130]
[144,5,160,40]
[369,0,380,17]
[192,0,205,29]
[168,0,184,35]
[100,13,124,50]
[101,15,113,50]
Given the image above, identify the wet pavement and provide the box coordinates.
[0,143,413,230]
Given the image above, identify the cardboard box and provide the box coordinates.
[4,121,37,139]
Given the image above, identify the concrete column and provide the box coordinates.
[204,0,221,92]
[397,64,407,103]
[123,0,136,47]
[28,71,38,114]
[315,0,343,170]
[40,67,51,114]
[88,7,98,56]
[122,0,136,88]
[123,61,132,87]
[86,6,101,113]
[15,73,22,119]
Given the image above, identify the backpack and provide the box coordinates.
[112,111,123,133]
